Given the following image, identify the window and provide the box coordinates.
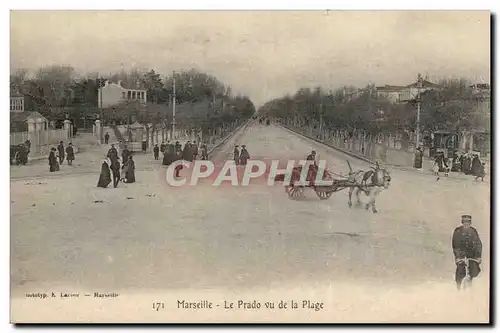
[122,92,126,99]
[127,91,131,99]
[132,91,136,99]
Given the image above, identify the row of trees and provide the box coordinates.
[258,78,490,136]
[10,65,256,132]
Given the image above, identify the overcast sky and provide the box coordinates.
[10,11,490,107]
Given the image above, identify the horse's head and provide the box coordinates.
[372,167,391,189]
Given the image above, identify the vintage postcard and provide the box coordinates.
[9,10,491,323]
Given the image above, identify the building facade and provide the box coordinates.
[10,94,25,112]
[376,79,439,103]
[98,80,147,108]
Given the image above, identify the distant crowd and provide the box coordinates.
[415,148,486,181]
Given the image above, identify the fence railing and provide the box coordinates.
[10,129,69,155]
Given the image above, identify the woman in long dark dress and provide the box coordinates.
[97,158,112,188]
[48,148,59,172]
[124,156,136,183]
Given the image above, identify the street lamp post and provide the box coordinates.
[172,71,176,141]
[97,75,104,142]
[415,73,423,150]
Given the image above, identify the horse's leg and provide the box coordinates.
[370,189,379,213]
[348,187,353,208]
[364,190,371,210]
[355,188,363,207]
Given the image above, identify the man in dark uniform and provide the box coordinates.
[57,141,65,165]
[452,215,482,290]
[104,132,110,144]
[153,144,160,160]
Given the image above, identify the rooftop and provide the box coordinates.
[10,111,47,123]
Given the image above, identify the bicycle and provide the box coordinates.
[456,257,481,290]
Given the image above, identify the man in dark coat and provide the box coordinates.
[57,141,65,165]
[174,141,181,154]
[452,215,483,290]
[104,132,110,144]
[65,143,75,166]
[153,144,160,160]
[48,148,59,172]
[414,147,423,169]
[233,145,240,165]
[306,150,317,165]
[192,141,199,160]
[121,145,131,166]
[239,145,250,165]
[182,142,193,162]
[462,154,472,175]
[97,158,112,188]
[110,158,121,188]
[162,142,173,166]
[306,150,318,181]
[107,144,119,161]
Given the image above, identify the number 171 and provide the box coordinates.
[153,302,165,311]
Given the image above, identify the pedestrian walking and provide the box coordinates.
[65,143,75,166]
[57,141,65,165]
[153,144,160,160]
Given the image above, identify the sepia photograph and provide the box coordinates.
[9,10,491,323]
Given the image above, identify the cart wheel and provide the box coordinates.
[287,185,304,200]
[316,190,333,200]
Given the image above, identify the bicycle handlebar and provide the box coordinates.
[456,258,481,264]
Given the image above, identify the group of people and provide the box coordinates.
[451,151,486,181]
[431,150,486,181]
[97,143,136,188]
[158,141,208,169]
[415,147,486,181]
[10,140,31,165]
[48,141,75,172]
[233,145,251,165]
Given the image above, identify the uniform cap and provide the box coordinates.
[461,215,472,223]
